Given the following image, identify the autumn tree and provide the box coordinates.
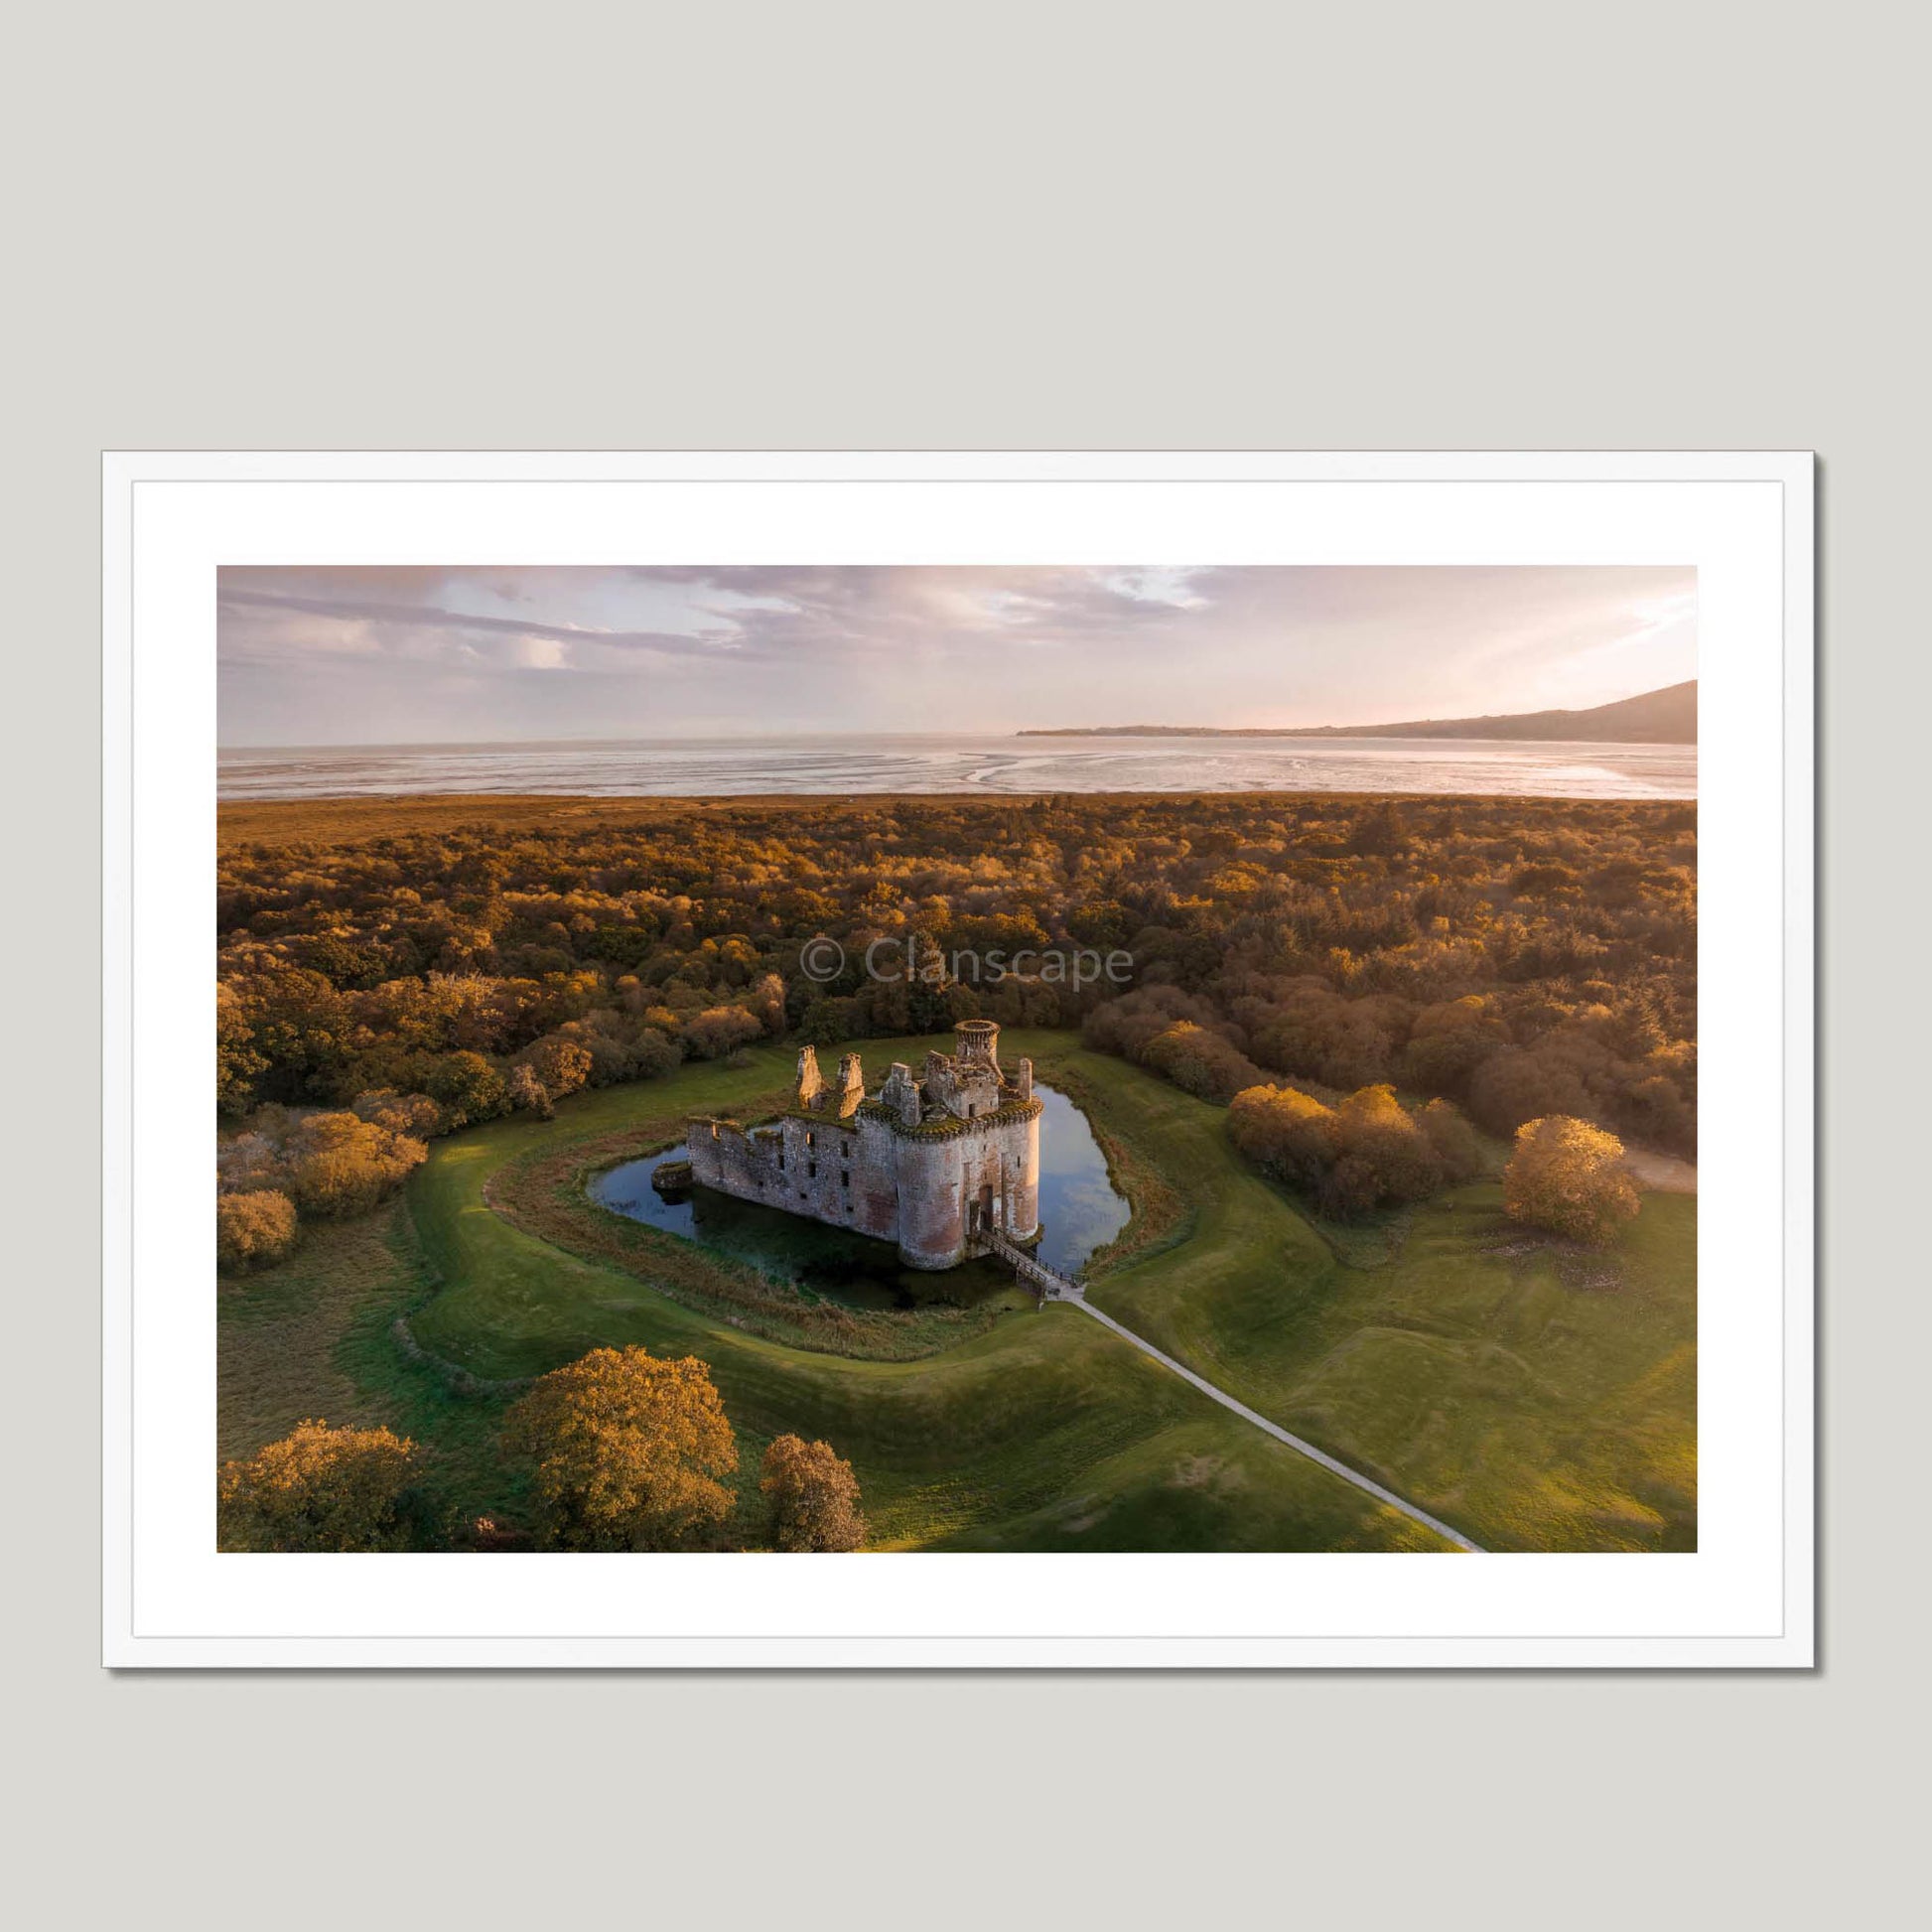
[516,1035,593,1099]
[1467,1044,1592,1141]
[217,1419,416,1551]
[222,962,358,1103]
[1141,1021,1267,1104]
[216,982,268,1115]
[504,1345,739,1550]
[1228,1083,1337,1187]
[506,1062,553,1118]
[630,1027,682,1080]
[351,1087,443,1139]
[1347,799,1410,857]
[216,1187,298,1272]
[1250,984,1401,1089]
[1419,1097,1484,1181]
[1503,1114,1641,1245]
[793,995,856,1044]
[759,1435,868,1552]
[678,1005,764,1061]
[1401,996,1503,1095]
[1230,1082,1466,1217]
[1084,985,1218,1061]
[282,1110,428,1217]
[1330,1083,1443,1205]
[748,972,788,1035]
[423,1049,511,1128]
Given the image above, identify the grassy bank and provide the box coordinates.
[483,1108,1032,1362]
[218,1027,1694,1550]
[1078,1070,1697,1551]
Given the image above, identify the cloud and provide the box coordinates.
[218,580,748,662]
[217,564,1697,746]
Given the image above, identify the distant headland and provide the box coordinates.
[1020,679,1697,746]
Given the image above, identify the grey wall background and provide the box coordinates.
[9,1,1921,1924]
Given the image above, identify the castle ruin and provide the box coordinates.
[684,1020,1042,1270]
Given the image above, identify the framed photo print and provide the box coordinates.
[103,450,1814,1667]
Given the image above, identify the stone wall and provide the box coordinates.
[685,1022,1042,1271]
[687,1101,1040,1270]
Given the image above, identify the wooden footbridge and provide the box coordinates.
[973,1227,1085,1302]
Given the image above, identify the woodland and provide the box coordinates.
[217,791,1695,1240]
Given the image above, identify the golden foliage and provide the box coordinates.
[1141,1020,1267,1102]
[759,1434,868,1552]
[217,1418,415,1551]
[1228,1079,1468,1216]
[1228,1083,1337,1186]
[217,793,1695,1160]
[216,1187,298,1272]
[282,1111,428,1218]
[504,1345,739,1550]
[1503,1114,1641,1246]
[506,1061,553,1117]
[516,1035,592,1098]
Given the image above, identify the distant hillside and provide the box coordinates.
[1021,679,1697,745]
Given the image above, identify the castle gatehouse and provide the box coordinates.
[685,1020,1043,1270]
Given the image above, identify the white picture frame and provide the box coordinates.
[104,450,1814,1668]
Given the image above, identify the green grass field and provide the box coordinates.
[217,1028,1695,1551]
[1072,1067,1698,1551]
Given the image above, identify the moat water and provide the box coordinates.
[590,1082,1130,1311]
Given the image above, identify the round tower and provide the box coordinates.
[1005,1102,1040,1242]
[953,1018,1000,1071]
[894,1133,967,1269]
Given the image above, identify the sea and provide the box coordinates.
[217,733,1695,802]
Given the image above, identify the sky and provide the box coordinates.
[216,565,1697,747]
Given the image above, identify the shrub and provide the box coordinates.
[216,1187,298,1272]
[282,1110,428,1218]
[1503,1114,1641,1246]
[760,1435,867,1551]
[1331,1083,1444,1204]
[217,1420,415,1551]
[1419,1097,1484,1181]
[1231,1082,1459,1217]
[1141,1021,1268,1103]
[1228,1083,1338,1187]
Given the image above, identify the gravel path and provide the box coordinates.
[1621,1148,1699,1193]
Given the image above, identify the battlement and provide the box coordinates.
[953,1018,1000,1067]
[911,1019,1034,1124]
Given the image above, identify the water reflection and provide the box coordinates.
[591,1082,1129,1311]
